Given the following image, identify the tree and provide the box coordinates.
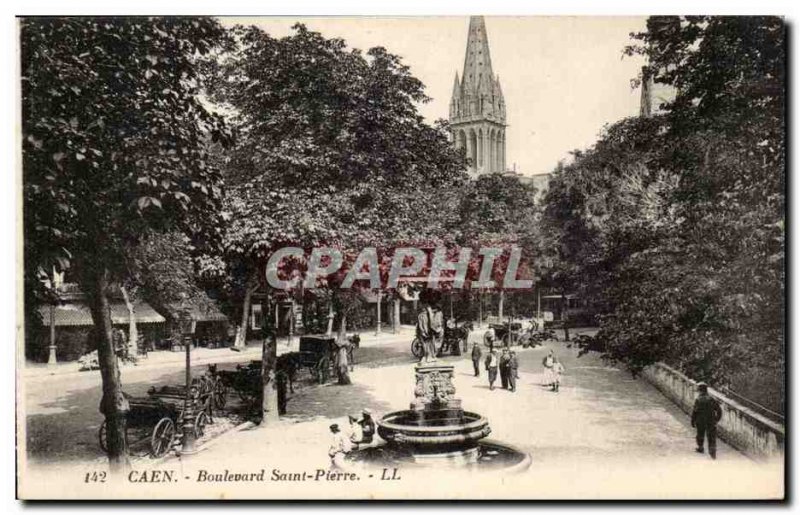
[204,24,467,422]
[21,17,230,470]
[542,16,785,410]
[452,173,540,324]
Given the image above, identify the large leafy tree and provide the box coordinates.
[21,17,231,469]
[453,173,540,322]
[543,16,785,411]
[204,24,467,422]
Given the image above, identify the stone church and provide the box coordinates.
[449,16,507,176]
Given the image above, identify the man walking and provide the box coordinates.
[691,382,723,459]
[471,341,483,377]
[485,348,499,390]
[499,348,511,389]
[508,350,519,392]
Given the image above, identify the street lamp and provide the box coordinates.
[177,305,198,455]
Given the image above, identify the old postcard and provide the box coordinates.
[16,15,785,500]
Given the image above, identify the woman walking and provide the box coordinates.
[552,357,565,392]
[541,349,555,388]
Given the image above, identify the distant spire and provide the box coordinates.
[451,72,461,97]
[461,16,495,93]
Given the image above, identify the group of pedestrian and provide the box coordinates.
[327,408,376,469]
[470,341,522,392]
[470,339,564,394]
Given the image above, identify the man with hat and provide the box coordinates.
[471,341,483,377]
[691,382,723,459]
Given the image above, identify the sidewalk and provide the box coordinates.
[140,340,782,500]
[22,326,417,379]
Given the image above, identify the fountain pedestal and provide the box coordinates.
[377,363,491,465]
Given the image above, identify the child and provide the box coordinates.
[552,357,565,392]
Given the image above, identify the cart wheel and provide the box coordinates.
[150,418,175,458]
[411,338,424,359]
[213,381,227,410]
[194,412,209,439]
[98,421,108,453]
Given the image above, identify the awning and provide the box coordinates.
[38,301,166,327]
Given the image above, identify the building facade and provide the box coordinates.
[449,16,507,176]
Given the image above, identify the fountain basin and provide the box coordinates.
[378,410,491,448]
[351,440,531,474]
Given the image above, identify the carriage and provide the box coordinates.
[490,322,526,347]
[411,320,473,358]
[97,386,209,459]
[212,362,262,408]
[297,335,337,384]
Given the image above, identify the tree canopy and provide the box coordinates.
[542,16,784,411]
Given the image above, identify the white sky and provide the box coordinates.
[223,16,648,176]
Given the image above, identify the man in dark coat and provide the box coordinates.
[691,382,723,459]
[485,349,499,390]
[508,351,519,392]
[471,341,483,377]
[499,348,511,389]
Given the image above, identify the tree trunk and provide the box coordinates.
[326,298,335,336]
[478,291,483,327]
[120,285,138,358]
[337,312,348,343]
[561,290,570,342]
[235,280,258,349]
[393,298,401,333]
[261,332,279,424]
[498,290,505,321]
[85,268,129,473]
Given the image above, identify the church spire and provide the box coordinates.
[448,16,507,176]
[461,16,495,92]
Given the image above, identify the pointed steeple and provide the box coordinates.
[461,16,495,93]
[448,16,508,177]
[450,72,461,118]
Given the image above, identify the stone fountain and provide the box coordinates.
[352,363,530,472]
[377,363,492,465]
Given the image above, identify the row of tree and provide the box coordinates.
[540,16,785,411]
[21,18,542,470]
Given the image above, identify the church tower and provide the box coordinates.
[449,16,507,176]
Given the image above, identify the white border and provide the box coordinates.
[3,0,797,512]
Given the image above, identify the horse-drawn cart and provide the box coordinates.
[298,335,336,384]
[97,387,207,458]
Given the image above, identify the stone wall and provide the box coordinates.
[641,362,784,461]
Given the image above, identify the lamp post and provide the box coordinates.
[375,290,382,335]
[47,304,57,366]
[178,306,198,455]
